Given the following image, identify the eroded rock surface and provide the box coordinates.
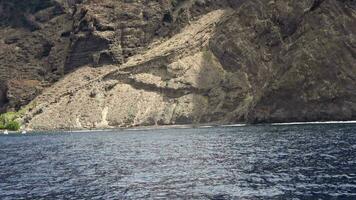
[0,0,355,129]
[0,0,228,112]
[23,9,231,129]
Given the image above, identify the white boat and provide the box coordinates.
[3,130,8,135]
[21,130,27,134]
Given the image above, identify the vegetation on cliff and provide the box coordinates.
[0,102,37,130]
[0,112,21,131]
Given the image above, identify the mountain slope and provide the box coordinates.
[0,0,355,130]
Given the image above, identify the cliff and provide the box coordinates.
[0,0,355,130]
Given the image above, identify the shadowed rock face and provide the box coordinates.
[0,0,56,29]
[0,83,8,113]
[210,0,356,123]
[0,0,73,112]
[0,0,355,129]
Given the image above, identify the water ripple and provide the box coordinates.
[0,124,356,199]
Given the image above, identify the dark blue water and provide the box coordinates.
[0,124,356,199]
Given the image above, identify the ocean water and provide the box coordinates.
[0,124,356,199]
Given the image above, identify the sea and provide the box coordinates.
[0,123,356,199]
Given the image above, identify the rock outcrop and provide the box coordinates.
[0,0,355,130]
[0,0,226,112]
[0,0,74,112]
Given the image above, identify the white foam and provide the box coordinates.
[200,125,214,128]
[221,124,247,127]
[271,121,356,126]
[127,125,193,131]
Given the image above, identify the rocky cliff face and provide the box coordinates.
[0,0,355,130]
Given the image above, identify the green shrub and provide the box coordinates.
[0,112,22,131]
[0,115,7,129]
[2,112,18,121]
[5,121,21,131]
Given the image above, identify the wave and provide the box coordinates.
[221,124,247,127]
[271,121,356,126]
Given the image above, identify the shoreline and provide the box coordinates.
[270,120,356,126]
[1,120,356,135]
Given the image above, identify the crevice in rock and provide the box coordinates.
[309,0,325,12]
